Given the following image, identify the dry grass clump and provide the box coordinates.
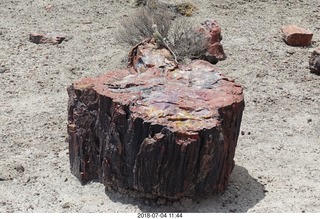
[175,2,197,17]
[116,1,207,62]
[116,6,173,46]
[168,18,208,61]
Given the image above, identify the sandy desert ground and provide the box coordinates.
[0,0,320,213]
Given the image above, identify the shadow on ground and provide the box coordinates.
[105,165,266,212]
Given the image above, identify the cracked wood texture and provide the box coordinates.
[67,55,244,199]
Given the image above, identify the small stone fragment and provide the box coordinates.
[309,48,320,75]
[29,32,66,45]
[0,67,8,74]
[62,202,71,209]
[281,25,313,46]
[14,165,25,173]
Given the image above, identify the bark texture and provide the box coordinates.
[67,42,244,199]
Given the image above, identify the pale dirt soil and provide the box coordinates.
[0,0,320,213]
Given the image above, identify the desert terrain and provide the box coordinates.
[0,0,319,213]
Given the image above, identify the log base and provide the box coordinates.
[67,57,244,199]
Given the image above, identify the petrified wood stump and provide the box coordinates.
[67,41,244,199]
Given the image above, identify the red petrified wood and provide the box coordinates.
[67,40,244,199]
[199,19,226,64]
[281,25,313,46]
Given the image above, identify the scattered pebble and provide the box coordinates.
[286,49,295,55]
[14,165,25,173]
[281,25,313,46]
[0,67,8,74]
[307,118,312,123]
[241,131,245,135]
[22,175,30,184]
[62,202,71,209]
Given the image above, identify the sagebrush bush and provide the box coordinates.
[116,6,173,46]
[116,1,207,62]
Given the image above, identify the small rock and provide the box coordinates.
[241,131,245,135]
[229,208,237,213]
[29,32,66,45]
[62,202,71,209]
[199,19,226,64]
[286,49,295,55]
[44,4,53,12]
[256,72,267,78]
[22,175,30,184]
[0,67,8,74]
[309,48,320,75]
[14,165,25,173]
[281,25,313,46]
[307,118,312,123]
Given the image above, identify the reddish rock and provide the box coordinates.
[281,25,313,46]
[29,32,66,45]
[199,19,226,63]
[309,48,320,75]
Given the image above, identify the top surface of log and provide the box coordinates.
[73,60,243,135]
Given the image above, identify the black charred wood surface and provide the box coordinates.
[67,60,244,199]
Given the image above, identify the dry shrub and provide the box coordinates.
[116,2,206,62]
[116,5,173,46]
[175,2,197,17]
[168,18,208,61]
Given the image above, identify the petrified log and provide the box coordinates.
[67,41,244,199]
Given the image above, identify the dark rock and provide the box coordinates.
[14,165,25,173]
[29,32,66,45]
[61,202,71,209]
[281,25,313,46]
[0,67,8,74]
[67,39,244,199]
[309,48,320,75]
